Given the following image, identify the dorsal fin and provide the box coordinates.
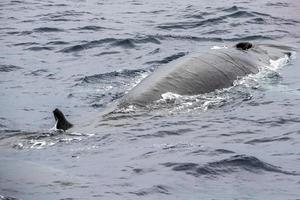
[53,108,73,131]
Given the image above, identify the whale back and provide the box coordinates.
[119,48,263,107]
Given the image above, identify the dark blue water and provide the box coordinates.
[1,0,300,199]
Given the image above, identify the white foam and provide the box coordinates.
[96,85,113,92]
[67,131,95,137]
[30,140,47,149]
[211,45,228,50]
[161,92,182,101]
[67,131,83,136]
[268,54,291,70]
[49,121,58,131]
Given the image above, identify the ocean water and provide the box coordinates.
[0,0,300,199]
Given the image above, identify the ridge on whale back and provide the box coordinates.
[53,42,294,130]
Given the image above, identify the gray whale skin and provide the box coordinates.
[118,42,293,107]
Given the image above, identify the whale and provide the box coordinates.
[53,42,293,130]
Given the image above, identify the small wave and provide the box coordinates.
[157,16,226,30]
[89,92,123,108]
[78,69,146,84]
[222,5,240,12]
[60,36,160,53]
[214,149,235,154]
[6,31,32,36]
[162,155,299,177]
[36,11,91,22]
[75,25,106,31]
[251,12,300,25]
[135,128,193,138]
[0,195,19,200]
[111,37,161,48]
[230,116,300,127]
[25,69,49,76]
[60,44,86,53]
[246,17,266,24]
[0,129,40,141]
[94,51,120,56]
[227,10,255,18]
[205,29,231,35]
[136,36,161,44]
[129,185,170,196]
[0,64,22,72]
[33,27,64,32]
[154,34,273,42]
[46,41,69,45]
[229,35,274,41]
[145,52,187,65]
[158,8,298,31]
[8,0,23,4]
[111,38,136,48]
[148,48,160,55]
[59,38,119,53]
[154,34,224,42]
[13,42,39,46]
[140,9,166,14]
[265,2,289,7]
[245,136,291,145]
[157,9,257,30]
[59,38,116,53]
[44,3,68,7]
[183,11,213,20]
[26,46,54,51]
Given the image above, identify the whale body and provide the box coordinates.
[118,42,293,107]
[52,42,293,129]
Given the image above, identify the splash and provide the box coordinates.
[211,45,228,50]
[268,54,293,70]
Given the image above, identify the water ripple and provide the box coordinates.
[154,34,274,42]
[26,46,54,51]
[75,25,107,31]
[77,69,146,84]
[0,64,22,72]
[129,185,170,196]
[157,7,298,30]
[162,155,299,177]
[59,38,116,53]
[60,36,160,53]
[33,27,64,33]
[245,136,292,144]
[59,36,160,53]
[0,195,19,200]
[134,128,193,138]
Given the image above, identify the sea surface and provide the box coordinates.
[0,0,300,199]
